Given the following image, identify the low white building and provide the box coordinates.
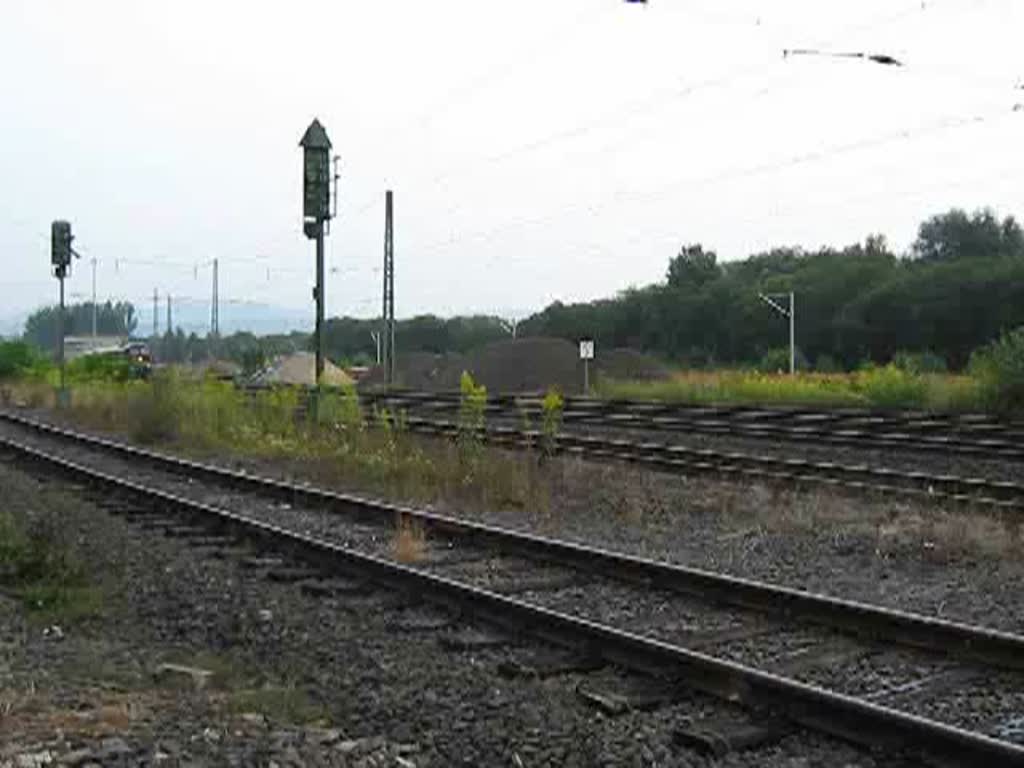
[63,336,127,360]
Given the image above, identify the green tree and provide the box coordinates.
[667,244,720,289]
[912,207,1024,263]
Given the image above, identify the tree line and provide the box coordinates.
[18,207,1024,373]
[519,207,1024,371]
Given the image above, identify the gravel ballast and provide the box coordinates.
[0,460,901,767]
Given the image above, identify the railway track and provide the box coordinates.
[397,413,1024,510]
[2,411,1024,765]
[240,387,1024,508]
[356,389,1024,461]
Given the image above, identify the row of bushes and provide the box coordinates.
[599,327,1024,414]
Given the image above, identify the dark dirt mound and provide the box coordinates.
[362,351,467,391]
[467,337,583,394]
[361,339,663,394]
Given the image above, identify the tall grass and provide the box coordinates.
[598,367,987,412]
[60,371,544,513]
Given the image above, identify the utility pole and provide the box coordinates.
[152,288,159,339]
[758,291,796,375]
[382,189,395,386]
[166,294,172,336]
[210,258,219,337]
[90,257,97,339]
[299,119,336,386]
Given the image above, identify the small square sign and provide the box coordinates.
[579,338,595,360]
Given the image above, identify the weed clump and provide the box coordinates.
[970,326,1024,415]
[0,501,100,620]
[457,371,487,472]
[392,514,426,563]
[540,386,564,460]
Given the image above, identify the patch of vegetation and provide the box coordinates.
[392,513,426,564]
[227,685,327,725]
[540,386,564,460]
[457,370,487,471]
[0,341,48,380]
[60,371,545,515]
[597,367,988,412]
[0,503,101,622]
[970,326,1024,414]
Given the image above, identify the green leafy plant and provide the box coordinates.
[970,327,1024,414]
[892,350,948,375]
[540,386,564,460]
[457,371,487,471]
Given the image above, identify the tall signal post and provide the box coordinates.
[299,118,337,385]
[50,220,79,402]
[382,190,395,386]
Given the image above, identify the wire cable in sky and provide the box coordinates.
[410,101,1020,257]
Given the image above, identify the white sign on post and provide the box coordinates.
[579,339,595,360]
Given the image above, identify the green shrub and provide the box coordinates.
[457,371,487,470]
[128,374,182,444]
[756,347,807,374]
[0,342,46,379]
[540,386,564,459]
[854,365,928,410]
[66,353,136,382]
[970,327,1024,414]
[892,350,947,375]
[814,354,842,373]
[315,382,364,433]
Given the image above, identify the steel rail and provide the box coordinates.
[3,409,1024,675]
[393,415,1024,509]
[355,389,1024,460]
[1,432,1022,768]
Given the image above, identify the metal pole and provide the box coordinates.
[789,291,796,376]
[383,190,394,386]
[153,287,158,338]
[166,294,172,336]
[370,331,381,365]
[213,258,219,336]
[58,274,65,394]
[388,193,395,387]
[315,225,325,384]
[90,258,97,339]
[584,359,590,395]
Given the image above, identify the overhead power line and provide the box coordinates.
[411,101,1021,258]
[783,48,904,67]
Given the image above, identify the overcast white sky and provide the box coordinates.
[2,0,1023,331]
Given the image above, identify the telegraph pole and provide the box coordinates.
[211,258,219,337]
[152,288,159,339]
[90,257,97,338]
[382,190,395,386]
[166,294,172,336]
[299,119,335,386]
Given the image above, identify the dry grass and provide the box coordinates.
[392,514,426,564]
[714,483,1024,561]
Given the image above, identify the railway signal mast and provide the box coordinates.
[758,291,796,375]
[299,118,339,385]
[50,220,80,402]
